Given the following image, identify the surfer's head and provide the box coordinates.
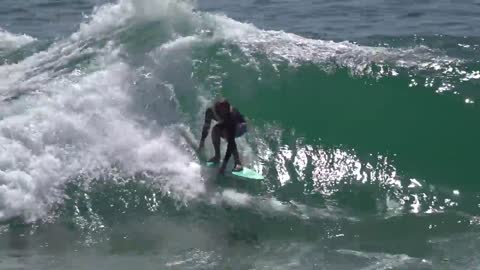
[214,98,230,117]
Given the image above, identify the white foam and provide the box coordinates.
[0,0,208,222]
[220,189,252,207]
[72,1,134,41]
[0,51,205,221]
[150,35,202,66]
[72,0,197,42]
[337,249,426,270]
[0,28,36,52]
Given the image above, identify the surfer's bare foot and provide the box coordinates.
[208,156,220,164]
[233,164,243,172]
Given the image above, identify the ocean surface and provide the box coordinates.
[0,0,479,269]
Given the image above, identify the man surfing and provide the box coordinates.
[198,98,247,175]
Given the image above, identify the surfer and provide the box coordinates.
[198,98,247,175]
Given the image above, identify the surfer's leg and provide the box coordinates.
[232,123,246,171]
[232,152,243,171]
[209,124,222,163]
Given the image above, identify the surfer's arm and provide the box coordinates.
[199,108,214,147]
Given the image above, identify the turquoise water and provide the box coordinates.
[0,0,479,269]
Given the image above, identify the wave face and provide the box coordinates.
[0,0,479,269]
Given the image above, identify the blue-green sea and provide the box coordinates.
[0,0,479,269]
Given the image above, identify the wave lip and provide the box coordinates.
[202,13,469,94]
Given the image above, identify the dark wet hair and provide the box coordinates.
[214,98,230,112]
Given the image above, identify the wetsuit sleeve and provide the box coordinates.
[222,120,238,167]
[200,108,214,142]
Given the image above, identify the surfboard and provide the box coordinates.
[206,162,264,181]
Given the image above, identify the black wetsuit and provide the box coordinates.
[200,106,246,166]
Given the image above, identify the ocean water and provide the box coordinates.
[0,0,479,269]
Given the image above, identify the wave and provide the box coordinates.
[0,0,478,224]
